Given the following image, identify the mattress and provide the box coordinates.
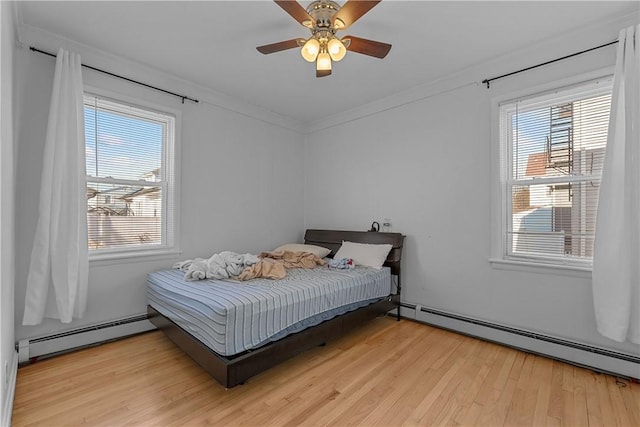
[147,265,391,356]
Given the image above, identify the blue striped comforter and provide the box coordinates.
[147,265,391,356]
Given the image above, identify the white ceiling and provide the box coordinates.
[18,1,639,124]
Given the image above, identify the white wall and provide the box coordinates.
[13,27,305,342]
[304,13,640,357]
[0,1,17,423]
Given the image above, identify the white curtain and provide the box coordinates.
[23,49,88,325]
[592,25,639,344]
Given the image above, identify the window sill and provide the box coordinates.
[489,257,592,278]
[89,248,182,267]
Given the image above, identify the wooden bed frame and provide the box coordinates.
[147,229,405,388]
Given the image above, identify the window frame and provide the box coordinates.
[490,70,613,276]
[84,87,181,262]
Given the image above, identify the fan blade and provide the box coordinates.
[343,35,391,58]
[257,38,304,54]
[332,1,381,30]
[274,1,314,28]
[316,69,332,78]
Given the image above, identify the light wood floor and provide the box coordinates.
[12,317,640,426]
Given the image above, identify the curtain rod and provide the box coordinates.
[29,46,199,104]
[481,40,619,89]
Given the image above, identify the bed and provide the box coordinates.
[147,229,404,388]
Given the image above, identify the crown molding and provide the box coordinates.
[15,21,305,134]
[304,9,639,134]
[13,3,638,136]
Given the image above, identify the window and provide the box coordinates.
[84,94,177,257]
[497,77,612,268]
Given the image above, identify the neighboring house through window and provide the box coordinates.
[495,77,612,269]
[84,94,177,258]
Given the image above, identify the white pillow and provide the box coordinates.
[333,241,393,269]
[274,243,331,258]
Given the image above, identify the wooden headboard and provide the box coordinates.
[304,229,404,276]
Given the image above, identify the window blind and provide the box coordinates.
[84,94,176,254]
[499,77,612,265]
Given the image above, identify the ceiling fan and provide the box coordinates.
[257,0,392,78]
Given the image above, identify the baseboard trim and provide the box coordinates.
[400,303,640,380]
[1,350,17,427]
[18,315,156,363]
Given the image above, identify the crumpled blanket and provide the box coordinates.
[236,250,326,281]
[258,250,326,269]
[173,251,259,281]
[235,258,287,281]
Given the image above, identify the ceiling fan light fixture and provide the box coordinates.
[327,37,346,61]
[258,0,391,78]
[301,38,320,62]
[316,52,332,71]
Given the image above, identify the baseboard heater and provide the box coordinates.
[399,303,640,380]
[17,314,156,364]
